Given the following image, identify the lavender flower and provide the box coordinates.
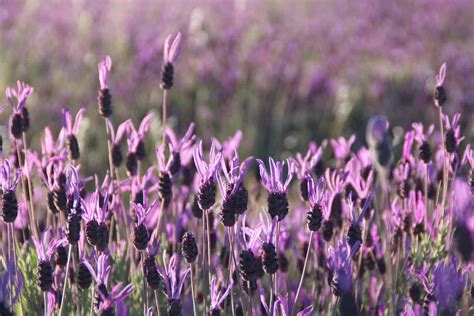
[330,135,355,163]
[165,122,195,176]
[106,119,130,168]
[305,175,326,232]
[193,140,222,211]
[156,144,174,208]
[257,157,295,221]
[61,107,85,160]
[158,254,190,316]
[1,160,20,223]
[294,141,326,201]
[98,56,113,117]
[412,122,434,163]
[5,81,33,138]
[209,278,233,315]
[161,32,182,90]
[433,63,447,107]
[217,153,253,226]
[129,113,154,161]
[32,229,64,291]
[132,201,156,250]
[442,113,463,154]
[97,283,134,316]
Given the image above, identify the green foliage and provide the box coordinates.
[410,219,449,268]
[16,247,41,314]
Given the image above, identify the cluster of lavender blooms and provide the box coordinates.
[0,33,473,316]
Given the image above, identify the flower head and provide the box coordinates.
[330,135,355,162]
[432,258,466,311]
[61,107,85,136]
[98,56,112,90]
[5,81,33,112]
[257,157,295,193]
[159,254,190,300]
[163,33,182,64]
[294,140,326,179]
[210,277,233,312]
[32,229,65,262]
[193,140,222,184]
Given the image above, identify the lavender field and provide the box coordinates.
[0,1,473,315]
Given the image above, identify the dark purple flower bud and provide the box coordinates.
[197,178,216,211]
[158,171,172,208]
[418,141,431,163]
[94,283,109,313]
[77,262,93,290]
[191,195,203,219]
[10,113,23,139]
[86,219,100,246]
[133,224,149,250]
[111,143,122,167]
[307,204,323,232]
[1,190,18,223]
[261,242,278,275]
[144,256,161,290]
[98,56,113,118]
[347,223,362,248]
[433,63,447,107]
[126,152,138,176]
[38,260,54,292]
[239,249,264,284]
[167,298,182,316]
[55,246,68,267]
[67,134,80,160]
[321,220,334,242]
[181,232,198,263]
[66,212,81,245]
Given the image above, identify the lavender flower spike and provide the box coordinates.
[306,175,326,232]
[165,122,195,175]
[209,277,233,315]
[98,283,134,315]
[218,152,253,226]
[98,56,113,117]
[161,32,183,90]
[193,140,222,210]
[443,113,464,154]
[61,107,85,160]
[257,157,296,220]
[1,160,21,223]
[159,253,190,315]
[434,62,447,107]
[32,229,64,291]
[5,81,33,138]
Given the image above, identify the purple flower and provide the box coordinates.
[257,157,295,220]
[61,107,85,137]
[1,160,20,222]
[209,277,233,313]
[32,229,65,262]
[5,81,33,113]
[213,130,243,162]
[158,254,190,300]
[129,113,154,160]
[165,123,195,175]
[294,141,326,201]
[402,130,415,163]
[257,157,295,193]
[327,240,360,296]
[330,135,355,162]
[98,56,112,90]
[442,113,464,154]
[98,283,134,314]
[163,33,183,65]
[193,140,222,210]
[86,253,111,286]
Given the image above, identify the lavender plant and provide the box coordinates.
[0,27,473,316]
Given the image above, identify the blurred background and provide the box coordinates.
[1,0,473,175]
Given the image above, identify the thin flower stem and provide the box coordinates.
[292,231,313,315]
[438,107,448,214]
[247,281,253,316]
[154,291,161,316]
[229,227,244,312]
[162,89,168,146]
[190,264,198,316]
[205,209,212,283]
[202,217,209,314]
[227,228,235,316]
[142,251,148,315]
[43,292,47,316]
[15,139,38,239]
[59,244,73,316]
[424,163,429,217]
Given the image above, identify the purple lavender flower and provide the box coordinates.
[433,63,447,107]
[61,107,85,160]
[412,122,434,163]
[161,32,182,90]
[257,157,295,221]
[98,56,113,117]
[294,141,326,201]
[86,254,114,313]
[156,144,174,208]
[209,277,233,315]
[305,175,326,232]
[129,113,154,161]
[81,191,109,252]
[131,201,156,250]
[97,283,134,315]
[327,240,360,296]
[325,168,346,229]
[144,232,162,290]
[258,215,279,274]
[330,135,355,164]
[32,229,64,292]
[193,140,222,211]
[107,119,131,168]
[442,113,463,154]
[5,81,33,138]
[165,122,195,176]
[1,160,20,223]
[158,254,190,315]
[217,153,253,226]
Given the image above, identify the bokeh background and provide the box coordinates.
[1,0,473,175]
